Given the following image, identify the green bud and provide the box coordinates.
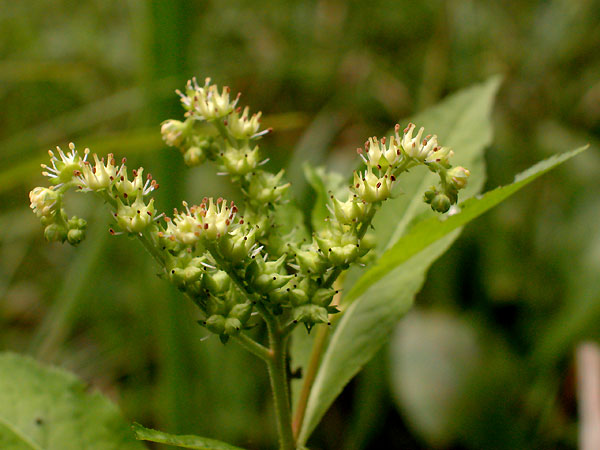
[229,302,252,323]
[224,317,242,335]
[67,228,86,245]
[430,193,451,213]
[219,227,256,262]
[293,244,328,275]
[183,146,206,166]
[247,170,290,204]
[204,314,226,335]
[203,270,232,295]
[246,255,291,293]
[313,288,335,307]
[44,223,68,243]
[293,304,329,331]
[161,119,191,148]
[447,166,470,189]
[222,144,260,175]
[331,195,366,224]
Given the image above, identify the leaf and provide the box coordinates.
[132,423,247,450]
[0,352,144,450]
[346,145,589,303]
[296,77,501,444]
[303,164,347,232]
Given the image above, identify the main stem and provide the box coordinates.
[265,317,295,450]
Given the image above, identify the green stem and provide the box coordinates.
[292,323,329,440]
[232,333,272,361]
[213,119,238,148]
[265,323,295,450]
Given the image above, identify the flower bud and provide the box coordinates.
[204,314,226,335]
[293,243,328,275]
[183,146,206,166]
[67,229,86,245]
[312,288,335,307]
[430,193,452,213]
[221,144,260,175]
[66,216,87,246]
[246,255,291,294]
[203,270,232,295]
[447,166,470,189]
[229,302,252,324]
[219,227,256,262]
[29,187,59,218]
[293,304,329,331]
[247,170,290,204]
[330,195,366,224]
[161,119,191,148]
[44,223,68,243]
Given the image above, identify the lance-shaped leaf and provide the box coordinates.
[296,146,588,445]
[132,423,247,450]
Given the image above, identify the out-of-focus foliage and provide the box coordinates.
[0,1,598,449]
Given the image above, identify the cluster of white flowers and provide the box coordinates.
[178,77,240,121]
[162,198,238,244]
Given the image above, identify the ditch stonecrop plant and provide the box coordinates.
[23,77,586,450]
[29,77,470,449]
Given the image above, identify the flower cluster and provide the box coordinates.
[29,77,470,340]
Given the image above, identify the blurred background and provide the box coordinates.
[1,1,599,449]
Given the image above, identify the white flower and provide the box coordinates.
[227,106,264,139]
[115,195,156,233]
[115,167,157,199]
[178,78,240,121]
[352,164,395,203]
[362,136,402,168]
[196,198,237,240]
[41,142,86,184]
[164,198,237,244]
[78,152,123,191]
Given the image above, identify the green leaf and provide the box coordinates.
[297,77,501,444]
[132,423,247,450]
[303,164,347,232]
[0,352,144,450]
[347,145,589,303]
